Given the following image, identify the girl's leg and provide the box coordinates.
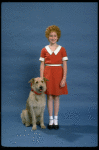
[54,96,60,116]
[47,95,54,127]
[47,95,53,116]
[54,96,60,128]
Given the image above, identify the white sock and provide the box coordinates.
[49,116,53,125]
[54,116,58,125]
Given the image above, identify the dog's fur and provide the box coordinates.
[21,77,48,130]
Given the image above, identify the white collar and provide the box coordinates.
[45,45,62,55]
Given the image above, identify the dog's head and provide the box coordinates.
[28,77,49,94]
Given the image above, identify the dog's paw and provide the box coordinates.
[32,126,37,130]
[41,125,46,129]
[25,123,30,127]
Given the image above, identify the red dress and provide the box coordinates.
[39,45,68,96]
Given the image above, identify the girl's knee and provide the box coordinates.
[54,96,60,101]
[47,95,54,100]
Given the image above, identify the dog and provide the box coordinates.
[21,77,48,130]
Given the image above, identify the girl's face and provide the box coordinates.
[48,32,58,44]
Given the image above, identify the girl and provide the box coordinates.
[39,25,68,130]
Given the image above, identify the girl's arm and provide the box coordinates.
[62,61,67,80]
[60,61,67,87]
[40,61,45,78]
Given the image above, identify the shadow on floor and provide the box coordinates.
[37,123,97,143]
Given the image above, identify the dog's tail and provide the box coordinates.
[21,109,27,124]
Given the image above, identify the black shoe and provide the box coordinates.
[47,124,53,129]
[54,124,59,130]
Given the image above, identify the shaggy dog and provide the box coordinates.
[21,77,48,130]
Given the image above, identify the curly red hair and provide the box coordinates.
[45,25,61,42]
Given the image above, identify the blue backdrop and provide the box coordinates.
[1,2,98,147]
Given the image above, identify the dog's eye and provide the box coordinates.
[41,81,44,83]
[36,81,38,84]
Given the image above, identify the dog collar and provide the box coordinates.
[30,83,42,95]
[31,88,42,95]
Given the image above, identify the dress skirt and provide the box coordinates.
[44,66,68,96]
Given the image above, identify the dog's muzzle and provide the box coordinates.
[39,86,43,92]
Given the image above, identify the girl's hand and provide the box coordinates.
[60,78,66,88]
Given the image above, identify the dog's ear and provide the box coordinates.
[43,77,49,82]
[28,78,35,84]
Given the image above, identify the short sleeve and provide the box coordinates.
[62,47,68,61]
[39,48,45,61]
